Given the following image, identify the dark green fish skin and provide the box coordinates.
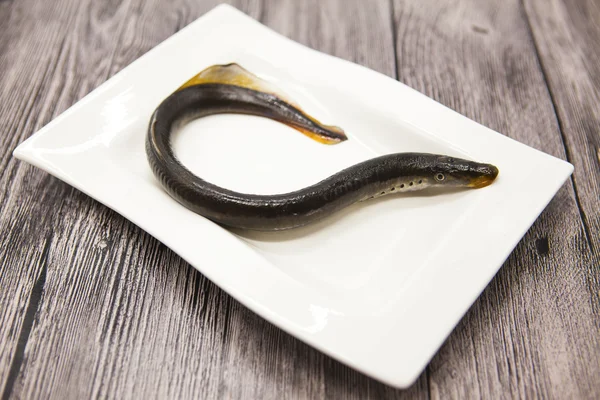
[146,83,498,231]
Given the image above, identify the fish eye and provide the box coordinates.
[435,173,445,181]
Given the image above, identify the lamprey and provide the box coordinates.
[146,64,499,231]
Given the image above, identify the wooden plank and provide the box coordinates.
[0,0,427,399]
[391,0,599,398]
[523,0,600,281]
[260,0,396,76]
[0,0,87,395]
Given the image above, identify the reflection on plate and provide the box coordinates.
[13,5,573,388]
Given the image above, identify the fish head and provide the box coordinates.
[430,155,499,188]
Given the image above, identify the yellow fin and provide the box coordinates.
[293,126,346,145]
[178,63,299,106]
[177,63,346,144]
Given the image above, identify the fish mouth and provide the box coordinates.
[468,165,499,188]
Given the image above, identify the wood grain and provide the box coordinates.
[391,0,599,398]
[0,0,598,398]
[0,0,88,395]
[523,0,600,292]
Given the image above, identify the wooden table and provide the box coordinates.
[1,0,598,398]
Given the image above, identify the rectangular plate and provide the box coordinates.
[13,5,573,388]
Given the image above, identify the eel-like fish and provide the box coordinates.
[146,64,499,231]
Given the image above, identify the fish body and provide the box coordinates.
[146,64,498,231]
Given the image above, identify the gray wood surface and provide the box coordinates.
[0,0,598,398]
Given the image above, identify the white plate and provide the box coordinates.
[13,4,573,388]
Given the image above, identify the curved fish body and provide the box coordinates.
[146,64,499,231]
